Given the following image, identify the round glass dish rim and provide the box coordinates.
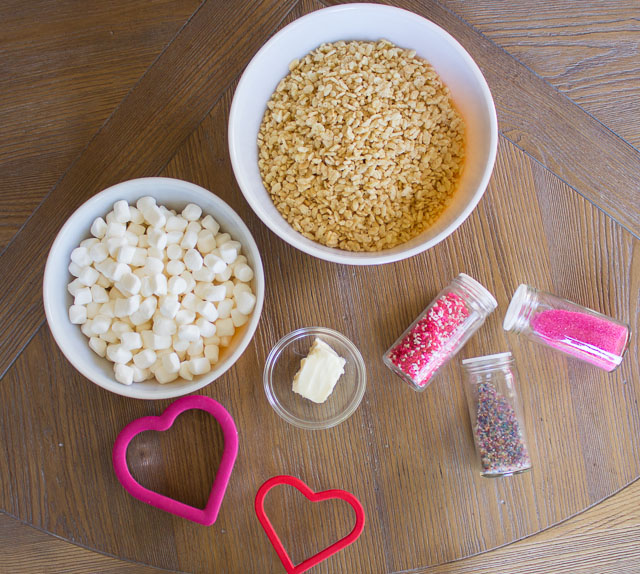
[263,326,367,430]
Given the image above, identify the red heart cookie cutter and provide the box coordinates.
[255,475,365,574]
[112,395,238,525]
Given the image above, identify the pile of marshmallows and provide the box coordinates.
[66,197,257,385]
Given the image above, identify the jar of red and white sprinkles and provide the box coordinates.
[503,284,631,371]
[383,273,497,391]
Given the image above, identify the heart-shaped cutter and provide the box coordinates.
[113,395,238,525]
[255,475,365,574]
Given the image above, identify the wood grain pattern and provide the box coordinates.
[1,0,640,572]
[439,0,640,148]
[0,0,202,250]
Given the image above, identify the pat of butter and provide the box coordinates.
[292,338,346,403]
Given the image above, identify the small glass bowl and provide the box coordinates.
[263,327,366,430]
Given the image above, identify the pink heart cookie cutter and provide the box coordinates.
[112,395,238,525]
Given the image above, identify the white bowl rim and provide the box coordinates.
[228,2,498,266]
[42,176,265,400]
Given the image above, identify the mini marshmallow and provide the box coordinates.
[147,246,164,261]
[99,302,116,318]
[129,206,144,224]
[182,203,202,221]
[180,272,196,293]
[106,221,126,238]
[114,363,134,385]
[231,309,249,328]
[219,336,232,347]
[216,233,231,246]
[166,260,186,276]
[116,244,136,264]
[124,231,139,247]
[106,236,127,258]
[141,331,172,350]
[100,330,119,344]
[108,261,129,282]
[148,228,168,250]
[145,205,166,228]
[113,199,131,223]
[193,267,215,283]
[204,344,219,363]
[187,338,204,357]
[197,301,219,323]
[133,348,157,369]
[140,276,154,298]
[162,352,180,374]
[68,261,83,277]
[204,253,227,274]
[178,324,200,342]
[173,336,190,353]
[115,272,141,296]
[127,222,146,236]
[233,282,252,298]
[96,273,111,288]
[132,365,151,383]
[81,320,95,337]
[131,247,147,267]
[144,257,164,275]
[216,298,233,319]
[153,315,177,336]
[120,331,142,350]
[150,273,168,296]
[155,367,179,384]
[166,230,183,245]
[181,293,201,312]
[86,301,101,319]
[112,320,133,336]
[166,244,183,260]
[168,276,187,295]
[235,291,257,315]
[136,196,156,212]
[165,215,188,232]
[92,314,112,335]
[115,295,141,318]
[71,247,92,267]
[205,284,226,302]
[180,230,198,250]
[188,357,211,376]
[179,362,193,381]
[196,317,216,338]
[67,278,84,296]
[89,336,107,357]
[216,318,235,337]
[74,287,92,306]
[234,263,254,282]
[78,266,99,286]
[159,295,180,319]
[175,309,196,325]
[89,243,109,263]
[106,344,133,364]
[201,214,220,235]
[215,266,233,282]
[197,230,216,253]
[219,242,239,265]
[69,304,87,324]
[90,217,108,238]
[222,281,235,298]
[80,236,99,246]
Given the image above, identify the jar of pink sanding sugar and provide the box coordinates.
[503,284,631,372]
[383,273,498,391]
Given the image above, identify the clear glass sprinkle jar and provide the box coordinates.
[383,273,497,391]
[503,284,631,372]
[462,352,532,477]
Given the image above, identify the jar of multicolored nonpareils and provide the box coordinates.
[503,284,631,372]
[383,273,497,391]
[462,352,532,477]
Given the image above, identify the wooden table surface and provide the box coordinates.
[1,1,639,572]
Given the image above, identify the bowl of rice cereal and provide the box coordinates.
[229,3,497,265]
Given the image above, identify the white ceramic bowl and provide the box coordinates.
[43,177,265,400]
[229,3,498,265]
